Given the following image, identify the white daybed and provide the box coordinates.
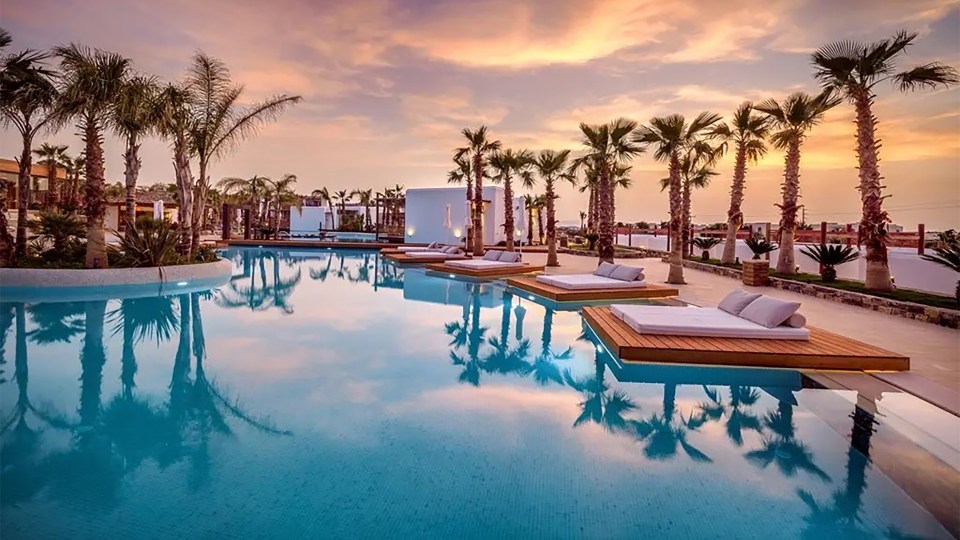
[610,304,810,340]
[536,274,647,290]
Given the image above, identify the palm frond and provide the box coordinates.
[894,63,960,91]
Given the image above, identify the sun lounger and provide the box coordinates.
[406,251,466,259]
[446,259,526,270]
[536,274,648,290]
[609,304,810,340]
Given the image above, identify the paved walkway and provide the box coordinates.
[518,251,960,400]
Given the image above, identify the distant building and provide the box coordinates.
[1,157,68,208]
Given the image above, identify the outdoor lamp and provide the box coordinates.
[453,228,462,238]
[406,227,415,236]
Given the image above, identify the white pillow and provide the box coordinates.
[483,250,501,261]
[717,289,762,316]
[499,251,521,263]
[610,265,643,282]
[428,242,438,248]
[594,262,617,277]
[739,296,801,328]
[783,313,806,328]
[443,246,461,254]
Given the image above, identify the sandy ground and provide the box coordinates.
[518,251,960,396]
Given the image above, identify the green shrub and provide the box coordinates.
[692,237,723,261]
[112,218,181,267]
[799,244,860,282]
[29,212,85,253]
[744,234,777,260]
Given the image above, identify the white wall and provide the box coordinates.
[618,234,957,296]
[405,186,509,245]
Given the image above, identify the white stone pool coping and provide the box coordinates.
[0,258,233,289]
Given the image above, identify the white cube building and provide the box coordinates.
[403,186,525,246]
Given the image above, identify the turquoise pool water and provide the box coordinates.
[1,248,956,539]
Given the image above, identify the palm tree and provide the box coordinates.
[186,52,302,254]
[578,167,599,233]
[755,91,840,274]
[32,142,68,212]
[920,230,960,303]
[154,83,195,255]
[534,195,546,244]
[658,143,720,257]
[352,188,374,230]
[572,119,643,264]
[578,210,587,234]
[63,154,85,211]
[523,194,536,245]
[812,31,958,291]
[332,189,351,230]
[447,153,475,230]
[534,149,575,266]
[218,175,272,229]
[1,45,58,263]
[55,43,132,268]
[456,126,501,254]
[270,174,298,237]
[634,112,722,283]
[712,103,770,264]
[112,75,159,229]
[488,148,535,251]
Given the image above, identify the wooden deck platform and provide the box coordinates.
[383,252,472,264]
[227,239,396,250]
[582,306,909,371]
[507,276,679,301]
[425,262,545,278]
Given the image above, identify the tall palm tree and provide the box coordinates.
[352,188,374,230]
[577,168,599,233]
[63,154,85,211]
[534,149,575,266]
[332,189,351,230]
[488,148,535,251]
[456,126,501,254]
[447,153,475,231]
[578,210,587,234]
[218,175,272,228]
[32,143,68,212]
[634,112,722,283]
[523,194,536,245]
[534,194,546,244]
[712,103,769,264]
[112,74,159,229]
[270,174,298,237]
[1,46,58,263]
[572,119,643,264]
[55,43,132,268]
[154,83,195,255]
[755,91,840,274]
[658,143,720,257]
[186,52,301,253]
[812,31,958,291]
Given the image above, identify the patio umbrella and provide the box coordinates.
[443,203,453,244]
[514,199,525,255]
[153,200,164,220]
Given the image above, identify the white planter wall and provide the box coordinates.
[618,234,957,296]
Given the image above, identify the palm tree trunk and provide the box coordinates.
[0,179,13,266]
[721,144,748,264]
[190,161,209,255]
[173,136,194,258]
[681,178,692,258]
[80,300,107,426]
[537,203,544,244]
[546,177,559,266]
[597,161,615,263]
[587,188,596,232]
[472,153,484,255]
[123,135,141,231]
[527,205,534,245]
[667,153,685,284]
[15,132,32,260]
[83,117,109,268]
[776,137,802,274]
[504,176,515,251]
[46,164,59,213]
[853,91,892,291]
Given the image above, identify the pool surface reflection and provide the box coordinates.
[1,248,955,539]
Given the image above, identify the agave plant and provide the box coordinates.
[800,244,860,282]
[920,230,960,303]
[692,237,722,261]
[745,234,778,260]
[112,217,180,267]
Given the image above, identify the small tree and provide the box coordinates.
[692,237,722,261]
[745,234,778,260]
[800,244,860,282]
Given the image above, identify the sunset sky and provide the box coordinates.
[3,0,959,229]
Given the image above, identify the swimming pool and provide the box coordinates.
[2,248,957,539]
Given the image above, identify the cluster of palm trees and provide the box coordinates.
[304,185,403,233]
[447,31,955,291]
[0,29,301,267]
[218,174,300,238]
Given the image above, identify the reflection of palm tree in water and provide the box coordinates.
[26,302,86,345]
[1,304,73,507]
[309,251,336,282]
[564,350,638,434]
[697,386,763,447]
[796,407,879,537]
[530,307,571,386]
[745,399,830,481]
[483,291,532,378]
[448,284,488,386]
[633,383,712,462]
[217,249,302,313]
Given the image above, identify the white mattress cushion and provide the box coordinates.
[536,274,647,290]
[610,304,810,340]
[407,252,464,259]
[609,265,645,282]
[446,259,524,269]
[397,246,437,252]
